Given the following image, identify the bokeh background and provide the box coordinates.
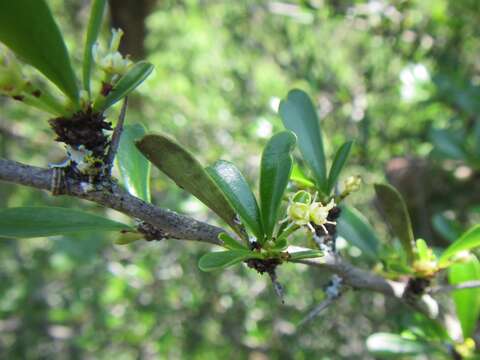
[1,0,480,358]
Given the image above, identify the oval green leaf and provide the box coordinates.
[336,205,379,261]
[260,131,296,240]
[439,225,480,267]
[366,333,435,357]
[198,250,258,272]
[83,0,107,95]
[279,89,327,192]
[0,0,79,102]
[117,123,151,202]
[218,233,248,250]
[0,207,132,238]
[288,249,323,261]
[206,160,263,240]
[290,164,315,188]
[448,255,480,338]
[327,141,354,194]
[374,183,415,263]
[135,133,244,237]
[96,61,154,111]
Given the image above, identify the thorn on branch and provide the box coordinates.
[268,270,285,304]
[105,97,128,175]
[246,257,284,303]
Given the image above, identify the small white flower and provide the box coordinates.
[309,199,337,234]
[280,191,337,234]
[93,29,133,76]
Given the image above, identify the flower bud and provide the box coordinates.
[344,175,362,193]
[287,202,310,225]
[292,190,312,204]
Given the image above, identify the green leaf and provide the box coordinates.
[96,61,154,111]
[135,133,243,237]
[206,160,263,240]
[0,0,79,102]
[336,205,379,261]
[269,237,288,251]
[366,333,435,357]
[260,131,296,240]
[448,255,480,338]
[288,249,323,261]
[415,239,430,261]
[279,89,327,191]
[83,0,107,95]
[374,183,415,263]
[198,250,258,272]
[290,164,315,188]
[439,225,480,267]
[219,233,248,250]
[0,207,132,238]
[432,213,462,243]
[115,231,143,245]
[117,123,151,202]
[327,141,354,193]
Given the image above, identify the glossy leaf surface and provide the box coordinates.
[288,249,323,261]
[117,123,151,202]
[96,61,154,111]
[219,233,248,250]
[83,0,107,94]
[0,0,79,102]
[439,225,480,267]
[327,141,353,193]
[207,160,263,240]
[337,205,379,261]
[448,255,480,338]
[136,134,242,235]
[279,89,326,191]
[0,207,132,238]
[259,131,296,240]
[290,164,315,188]
[366,333,435,357]
[198,250,258,272]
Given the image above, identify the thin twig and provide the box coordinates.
[296,296,339,328]
[268,271,285,304]
[296,274,345,329]
[105,97,128,174]
[430,280,480,294]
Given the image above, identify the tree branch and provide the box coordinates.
[0,158,223,245]
[430,280,480,294]
[0,158,442,318]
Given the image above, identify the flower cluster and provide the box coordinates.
[281,190,337,234]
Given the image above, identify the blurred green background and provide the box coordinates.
[1,0,480,358]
